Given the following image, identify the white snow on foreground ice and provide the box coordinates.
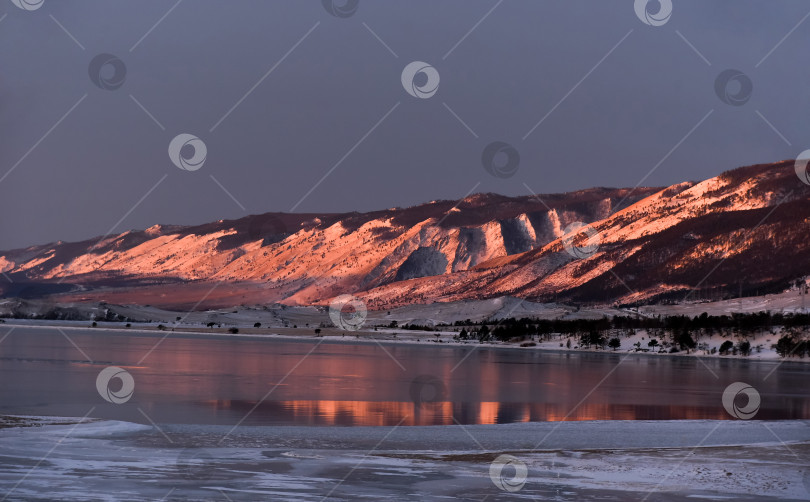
[0,417,809,501]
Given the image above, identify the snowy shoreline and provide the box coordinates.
[4,320,808,365]
[3,415,810,448]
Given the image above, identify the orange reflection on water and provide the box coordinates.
[198,399,732,426]
[476,401,497,424]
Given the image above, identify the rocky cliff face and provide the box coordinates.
[360,160,810,308]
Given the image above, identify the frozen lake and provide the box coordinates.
[2,325,810,500]
[1,325,808,426]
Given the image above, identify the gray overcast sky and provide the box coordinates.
[1,0,808,249]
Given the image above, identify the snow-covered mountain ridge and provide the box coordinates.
[2,160,808,309]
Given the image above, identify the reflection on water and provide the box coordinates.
[200,399,738,426]
[1,327,809,426]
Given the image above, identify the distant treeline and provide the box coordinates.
[453,312,810,334]
[450,312,810,357]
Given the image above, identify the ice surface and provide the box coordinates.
[1,418,808,501]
